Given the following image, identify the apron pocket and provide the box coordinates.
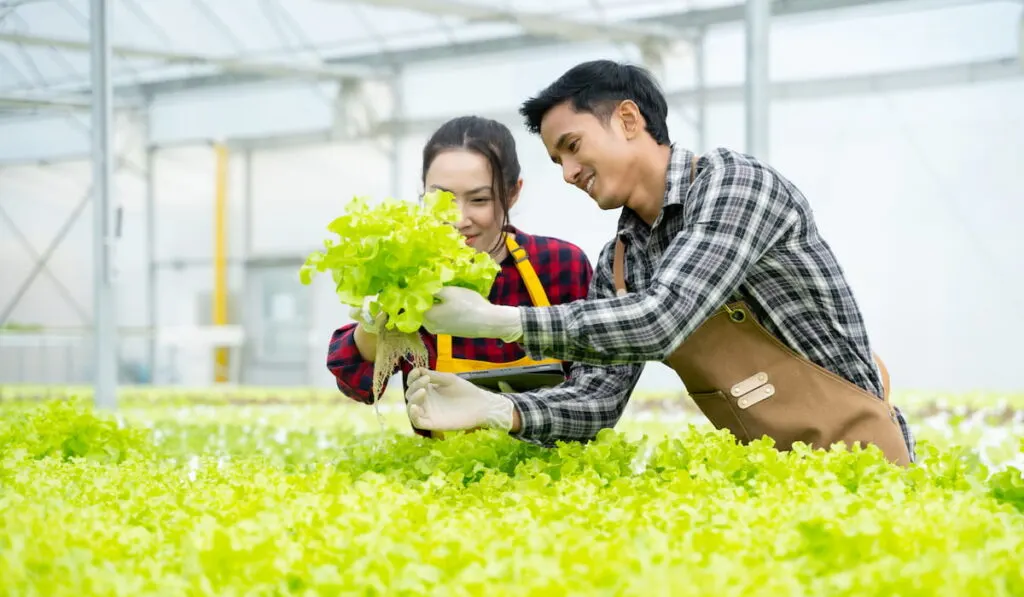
[688,390,752,444]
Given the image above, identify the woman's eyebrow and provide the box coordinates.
[429,185,491,194]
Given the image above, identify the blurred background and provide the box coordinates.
[0,0,1021,402]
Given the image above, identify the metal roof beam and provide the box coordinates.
[0,0,997,104]
[335,0,691,46]
[0,94,91,109]
[0,32,379,81]
[0,0,51,8]
[0,92,141,110]
[50,0,946,98]
[667,56,1023,103]
[2,55,1014,166]
[326,0,967,69]
[374,56,1024,137]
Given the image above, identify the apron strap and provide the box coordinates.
[437,232,552,366]
[437,333,454,367]
[505,233,551,307]
[873,352,892,406]
[613,154,700,296]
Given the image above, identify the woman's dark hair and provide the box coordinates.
[422,115,521,255]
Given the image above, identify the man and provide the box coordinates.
[406,60,916,465]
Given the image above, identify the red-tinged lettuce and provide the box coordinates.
[299,191,501,334]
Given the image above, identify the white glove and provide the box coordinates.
[422,286,523,342]
[405,367,516,432]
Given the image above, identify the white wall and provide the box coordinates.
[1,2,1022,391]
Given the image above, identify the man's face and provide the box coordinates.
[539,100,636,211]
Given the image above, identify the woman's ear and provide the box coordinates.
[508,178,524,211]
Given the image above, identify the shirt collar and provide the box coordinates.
[663,144,695,209]
[616,144,695,241]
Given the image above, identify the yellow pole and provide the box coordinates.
[213,142,229,383]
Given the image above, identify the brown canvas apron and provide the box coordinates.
[611,158,911,466]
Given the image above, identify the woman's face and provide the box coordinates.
[424,148,520,260]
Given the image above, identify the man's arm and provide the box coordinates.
[504,240,644,445]
[505,360,644,446]
[519,161,798,366]
[406,241,646,442]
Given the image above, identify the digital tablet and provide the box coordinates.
[456,363,567,392]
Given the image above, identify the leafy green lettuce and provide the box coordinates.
[299,191,501,333]
[2,398,1023,596]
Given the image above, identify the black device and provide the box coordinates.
[456,362,566,392]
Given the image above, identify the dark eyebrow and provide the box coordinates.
[429,184,491,194]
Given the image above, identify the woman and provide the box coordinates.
[326,115,594,438]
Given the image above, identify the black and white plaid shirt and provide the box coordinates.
[507,144,915,461]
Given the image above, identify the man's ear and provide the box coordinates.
[617,100,644,139]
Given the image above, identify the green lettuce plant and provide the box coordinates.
[299,191,500,333]
[299,191,501,403]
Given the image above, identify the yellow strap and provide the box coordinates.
[436,233,560,372]
[506,234,551,307]
[437,333,455,369]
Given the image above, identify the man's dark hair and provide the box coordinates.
[518,60,671,145]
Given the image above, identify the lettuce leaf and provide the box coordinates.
[299,191,501,333]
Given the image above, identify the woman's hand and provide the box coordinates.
[350,302,387,362]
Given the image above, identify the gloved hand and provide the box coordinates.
[422,286,523,342]
[405,367,516,432]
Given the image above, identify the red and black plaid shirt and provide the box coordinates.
[326,226,594,436]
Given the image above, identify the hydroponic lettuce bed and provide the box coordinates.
[1,388,1022,596]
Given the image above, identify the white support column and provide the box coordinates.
[694,30,707,153]
[90,0,117,409]
[1018,6,1023,67]
[389,67,404,200]
[744,0,770,159]
[144,103,157,385]
[243,149,254,266]
[238,148,253,384]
